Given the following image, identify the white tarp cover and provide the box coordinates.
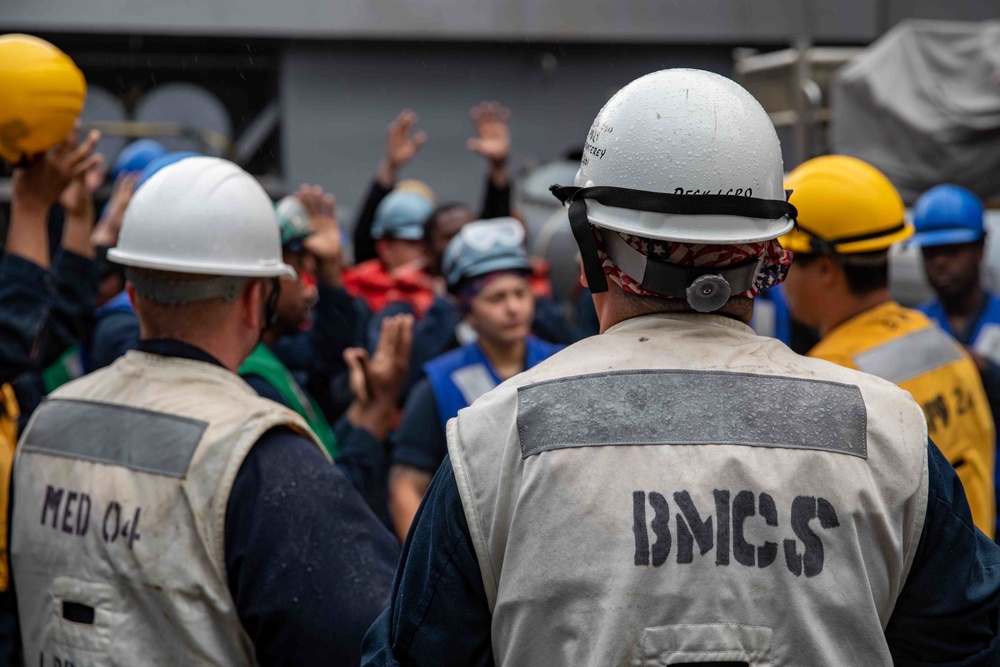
[831,20,1000,204]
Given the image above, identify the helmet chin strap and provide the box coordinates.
[262,277,281,333]
[550,184,796,310]
[568,198,610,294]
[600,229,762,312]
[254,277,283,347]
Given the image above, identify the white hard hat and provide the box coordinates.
[108,156,296,280]
[557,69,793,245]
[550,69,797,310]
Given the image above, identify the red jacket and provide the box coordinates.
[343,259,436,318]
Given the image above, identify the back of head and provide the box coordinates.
[551,69,796,316]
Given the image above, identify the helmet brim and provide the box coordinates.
[107,247,298,280]
[908,228,984,248]
[779,221,914,255]
[373,224,425,241]
[585,201,794,245]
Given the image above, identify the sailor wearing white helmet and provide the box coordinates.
[10,157,399,665]
[362,69,1000,666]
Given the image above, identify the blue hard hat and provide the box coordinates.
[371,190,434,241]
[113,139,168,180]
[442,218,532,290]
[136,151,201,191]
[910,184,985,247]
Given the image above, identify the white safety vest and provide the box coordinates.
[447,313,930,667]
[11,351,326,667]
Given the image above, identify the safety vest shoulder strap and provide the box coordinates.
[424,344,497,427]
[853,324,964,385]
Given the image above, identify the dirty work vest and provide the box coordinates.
[448,313,929,666]
[0,384,19,592]
[239,342,338,458]
[424,336,563,427]
[11,351,326,666]
[809,300,995,538]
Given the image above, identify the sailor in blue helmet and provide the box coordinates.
[386,218,562,540]
[81,151,203,373]
[911,184,1000,536]
[37,146,195,395]
[136,150,201,190]
[913,186,999,356]
[111,139,167,180]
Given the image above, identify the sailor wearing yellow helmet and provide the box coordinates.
[781,155,996,537]
[0,34,87,165]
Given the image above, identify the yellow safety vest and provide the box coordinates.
[810,301,996,537]
[0,384,20,592]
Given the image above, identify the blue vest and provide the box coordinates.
[920,292,1000,351]
[424,337,563,427]
[95,289,135,319]
[80,289,136,375]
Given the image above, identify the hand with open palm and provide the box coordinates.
[378,110,427,188]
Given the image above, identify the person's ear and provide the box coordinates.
[239,279,264,331]
[817,255,842,288]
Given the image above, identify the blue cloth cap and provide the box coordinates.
[372,191,434,241]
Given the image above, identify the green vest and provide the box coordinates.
[42,346,86,394]
[238,343,338,458]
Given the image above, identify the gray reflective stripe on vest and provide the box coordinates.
[21,398,206,478]
[516,370,867,459]
[452,364,498,406]
[853,326,963,385]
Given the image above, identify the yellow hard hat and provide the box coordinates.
[396,179,435,204]
[779,155,912,255]
[0,35,87,164]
